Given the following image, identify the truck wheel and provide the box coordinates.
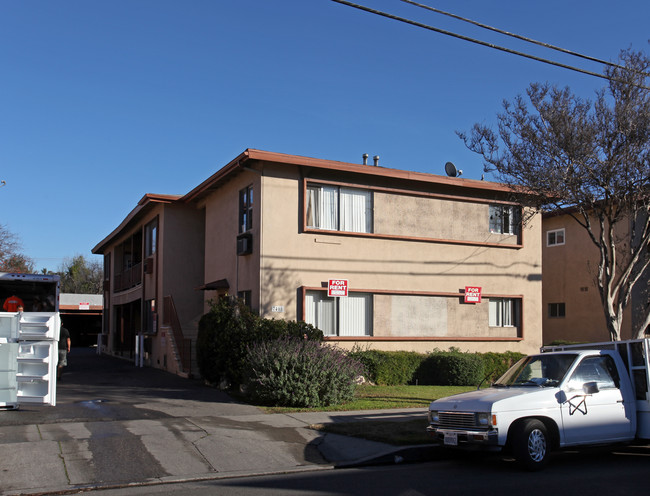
[512,419,550,471]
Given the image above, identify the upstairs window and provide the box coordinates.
[145,218,157,256]
[239,185,253,233]
[548,302,566,318]
[306,185,372,233]
[547,228,565,246]
[489,205,519,235]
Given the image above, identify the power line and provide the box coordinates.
[330,0,650,90]
[400,0,634,74]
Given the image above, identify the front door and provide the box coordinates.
[560,355,633,445]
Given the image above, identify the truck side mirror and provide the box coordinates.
[583,381,599,395]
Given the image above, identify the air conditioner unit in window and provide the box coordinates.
[237,233,253,256]
[144,257,154,274]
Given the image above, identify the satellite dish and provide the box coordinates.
[445,162,462,177]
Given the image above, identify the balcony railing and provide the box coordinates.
[113,262,143,292]
[163,295,192,376]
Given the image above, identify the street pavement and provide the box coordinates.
[0,348,433,495]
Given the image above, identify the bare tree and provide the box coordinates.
[0,224,35,273]
[459,49,650,341]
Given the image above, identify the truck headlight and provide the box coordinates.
[477,412,491,427]
[429,410,440,424]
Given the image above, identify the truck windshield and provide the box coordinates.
[494,354,578,387]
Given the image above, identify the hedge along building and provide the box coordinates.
[185,150,543,357]
[93,149,542,377]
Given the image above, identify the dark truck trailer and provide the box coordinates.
[0,272,60,312]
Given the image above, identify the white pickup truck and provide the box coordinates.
[426,339,650,470]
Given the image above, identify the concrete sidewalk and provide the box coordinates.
[0,349,436,495]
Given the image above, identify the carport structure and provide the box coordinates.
[59,293,103,348]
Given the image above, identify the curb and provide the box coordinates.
[335,444,442,468]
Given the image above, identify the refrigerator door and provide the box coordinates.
[16,340,57,406]
[0,342,18,408]
[0,312,19,340]
[18,312,61,341]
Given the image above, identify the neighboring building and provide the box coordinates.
[94,149,543,376]
[59,293,103,347]
[542,211,636,344]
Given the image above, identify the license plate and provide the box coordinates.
[444,432,458,446]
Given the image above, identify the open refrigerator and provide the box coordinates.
[0,312,60,408]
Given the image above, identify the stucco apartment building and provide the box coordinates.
[93,149,543,376]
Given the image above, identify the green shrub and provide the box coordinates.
[246,338,365,407]
[196,298,325,387]
[417,350,485,386]
[257,318,324,342]
[349,349,424,385]
[197,298,259,386]
[479,351,525,384]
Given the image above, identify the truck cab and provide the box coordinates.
[427,342,649,470]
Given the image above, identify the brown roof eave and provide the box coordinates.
[182,150,252,204]
[182,148,520,204]
[92,193,181,254]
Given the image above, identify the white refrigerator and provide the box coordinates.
[0,312,60,408]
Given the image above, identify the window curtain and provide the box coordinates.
[340,188,372,233]
[339,293,372,336]
[489,298,515,327]
[317,186,338,230]
[305,291,336,336]
[306,187,319,228]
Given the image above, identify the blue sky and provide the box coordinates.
[1,0,648,272]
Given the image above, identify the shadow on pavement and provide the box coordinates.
[2,346,247,425]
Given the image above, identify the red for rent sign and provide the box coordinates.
[328,279,349,297]
[464,286,482,303]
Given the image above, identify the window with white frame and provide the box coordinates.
[489,205,519,235]
[305,290,372,336]
[306,185,372,233]
[547,228,565,246]
[489,298,520,327]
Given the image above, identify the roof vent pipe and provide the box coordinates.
[373,155,379,166]
[362,153,368,165]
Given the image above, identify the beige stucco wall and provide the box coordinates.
[375,192,519,245]
[245,162,543,355]
[201,171,262,310]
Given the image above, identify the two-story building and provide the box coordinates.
[94,149,543,376]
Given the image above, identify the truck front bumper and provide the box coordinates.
[426,425,500,450]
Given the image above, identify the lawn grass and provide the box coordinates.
[262,384,474,413]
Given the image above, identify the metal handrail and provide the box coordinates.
[163,295,192,375]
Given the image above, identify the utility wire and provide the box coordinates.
[401,0,636,74]
[330,0,650,90]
